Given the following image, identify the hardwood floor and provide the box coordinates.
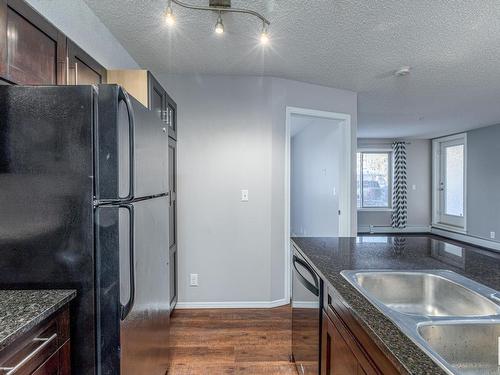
[169,305,298,375]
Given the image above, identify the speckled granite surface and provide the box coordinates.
[0,290,76,351]
[291,235,500,375]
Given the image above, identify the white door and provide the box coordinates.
[435,135,466,229]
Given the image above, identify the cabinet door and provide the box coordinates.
[168,138,178,311]
[32,341,71,375]
[3,0,66,85]
[67,39,106,85]
[321,311,359,375]
[0,0,7,79]
[166,93,177,140]
[148,72,167,123]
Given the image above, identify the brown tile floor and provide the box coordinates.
[169,306,298,375]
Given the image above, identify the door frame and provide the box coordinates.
[431,133,467,233]
[284,106,352,301]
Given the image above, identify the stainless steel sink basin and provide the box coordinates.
[418,321,500,374]
[341,270,500,374]
[351,271,500,317]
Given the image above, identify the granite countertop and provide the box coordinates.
[0,290,76,351]
[291,234,500,375]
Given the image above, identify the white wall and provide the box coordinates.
[291,118,342,237]
[25,0,139,69]
[156,74,357,306]
[357,138,432,231]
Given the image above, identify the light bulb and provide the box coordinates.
[260,23,269,45]
[215,14,224,34]
[165,3,175,26]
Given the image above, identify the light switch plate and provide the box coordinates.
[190,273,199,287]
[241,189,249,202]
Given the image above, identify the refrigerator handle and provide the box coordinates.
[118,87,135,201]
[120,204,135,320]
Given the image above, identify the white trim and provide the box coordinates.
[175,298,289,309]
[431,227,500,252]
[357,208,394,212]
[432,133,467,231]
[284,106,352,303]
[358,225,431,234]
[431,223,467,235]
[291,301,319,309]
[357,147,393,153]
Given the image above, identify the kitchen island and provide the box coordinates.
[291,235,500,375]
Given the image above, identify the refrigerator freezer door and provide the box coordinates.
[96,85,168,201]
[96,196,170,375]
[0,85,96,374]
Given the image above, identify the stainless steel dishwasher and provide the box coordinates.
[291,244,322,375]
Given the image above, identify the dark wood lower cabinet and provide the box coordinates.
[31,342,70,375]
[322,311,372,375]
[0,307,71,375]
[321,287,401,375]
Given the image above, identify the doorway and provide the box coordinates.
[432,133,467,231]
[290,115,343,236]
[284,107,352,300]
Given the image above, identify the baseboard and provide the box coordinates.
[431,227,500,252]
[291,301,318,309]
[175,298,289,309]
[357,225,431,234]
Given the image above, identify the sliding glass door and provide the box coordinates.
[433,134,466,230]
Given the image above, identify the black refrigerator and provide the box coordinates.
[0,85,170,375]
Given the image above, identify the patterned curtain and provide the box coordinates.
[391,141,408,228]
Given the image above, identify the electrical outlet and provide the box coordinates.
[190,273,199,287]
[491,232,496,239]
[241,189,249,202]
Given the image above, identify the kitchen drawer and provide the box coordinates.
[0,307,70,375]
[31,342,70,375]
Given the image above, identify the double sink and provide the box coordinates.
[341,270,500,375]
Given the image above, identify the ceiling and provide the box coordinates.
[84,0,500,139]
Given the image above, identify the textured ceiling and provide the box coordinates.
[84,0,500,138]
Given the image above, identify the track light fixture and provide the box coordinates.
[260,22,269,44]
[165,0,175,26]
[165,0,271,44]
[215,12,224,34]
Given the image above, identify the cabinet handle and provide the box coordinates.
[75,62,78,85]
[162,110,169,124]
[0,333,57,374]
[66,56,70,84]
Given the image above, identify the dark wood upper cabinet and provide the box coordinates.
[1,0,66,85]
[148,72,166,122]
[66,38,106,85]
[0,0,7,78]
[108,70,177,139]
[166,92,177,140]
[0,0,106,86]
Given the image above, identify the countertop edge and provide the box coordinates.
[291,239,442,375]
[0,290,77,351]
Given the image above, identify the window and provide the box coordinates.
[432,134,467,231]
[357,151,392,209]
